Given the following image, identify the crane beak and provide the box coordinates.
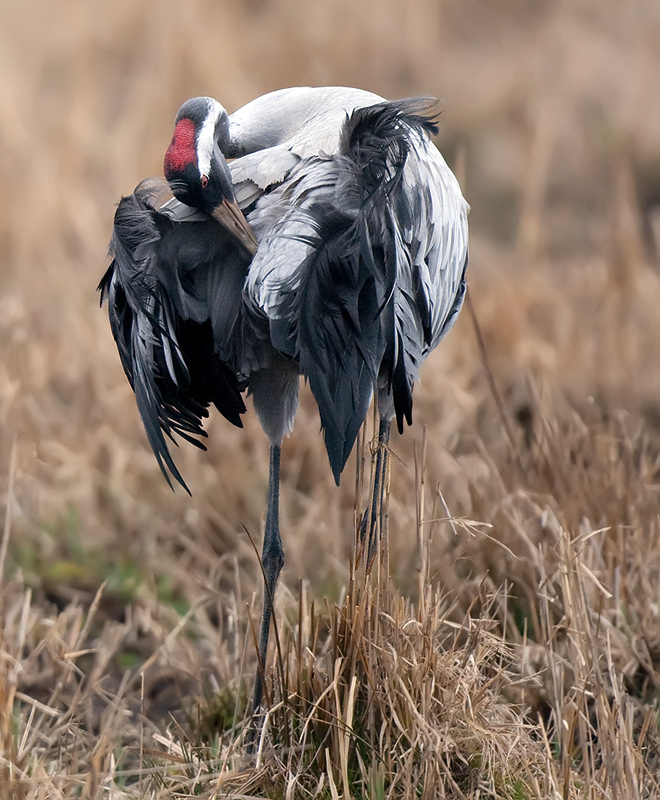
[212,198,258,255]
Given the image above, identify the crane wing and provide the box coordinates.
[243,99,468,482]
[99,178,248,491]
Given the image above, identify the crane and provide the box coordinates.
[99,86,469,717]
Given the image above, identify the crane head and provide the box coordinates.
[164,97,257,254]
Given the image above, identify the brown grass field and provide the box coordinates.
[2,0,660,797]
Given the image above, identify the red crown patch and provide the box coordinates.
[164,118,197,177]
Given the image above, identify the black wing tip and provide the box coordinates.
[325,433,347,487]
[98,262,114,302]
[322,412,367,488]
[326,424,369,486]
[156,450,192,495]
[392,344,414,436]
[395,406,412,435]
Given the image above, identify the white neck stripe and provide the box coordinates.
[197,100,224,177]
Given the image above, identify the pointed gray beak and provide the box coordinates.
[211,198,258,255]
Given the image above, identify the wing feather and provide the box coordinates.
[108,96,469,487]
[243,98,467,481]
[100,180,248,491]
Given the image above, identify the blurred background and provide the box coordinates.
[1,0,660,638]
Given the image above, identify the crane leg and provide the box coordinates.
[360,417,391,565]
[251,443,284,720]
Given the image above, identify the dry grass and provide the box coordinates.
[2,0,660,796]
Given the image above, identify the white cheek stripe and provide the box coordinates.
[197,100,224,177]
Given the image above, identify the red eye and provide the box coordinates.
[201,175,209,189]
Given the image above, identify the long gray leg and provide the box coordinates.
[360,417,391,564]
[251,444,284,717]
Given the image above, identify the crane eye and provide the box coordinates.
[201,175,209,189]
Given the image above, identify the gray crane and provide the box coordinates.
[99,86,469,716]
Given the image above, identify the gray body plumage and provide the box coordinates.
[101,85,469,487]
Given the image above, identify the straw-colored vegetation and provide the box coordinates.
[2,0,660,797]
